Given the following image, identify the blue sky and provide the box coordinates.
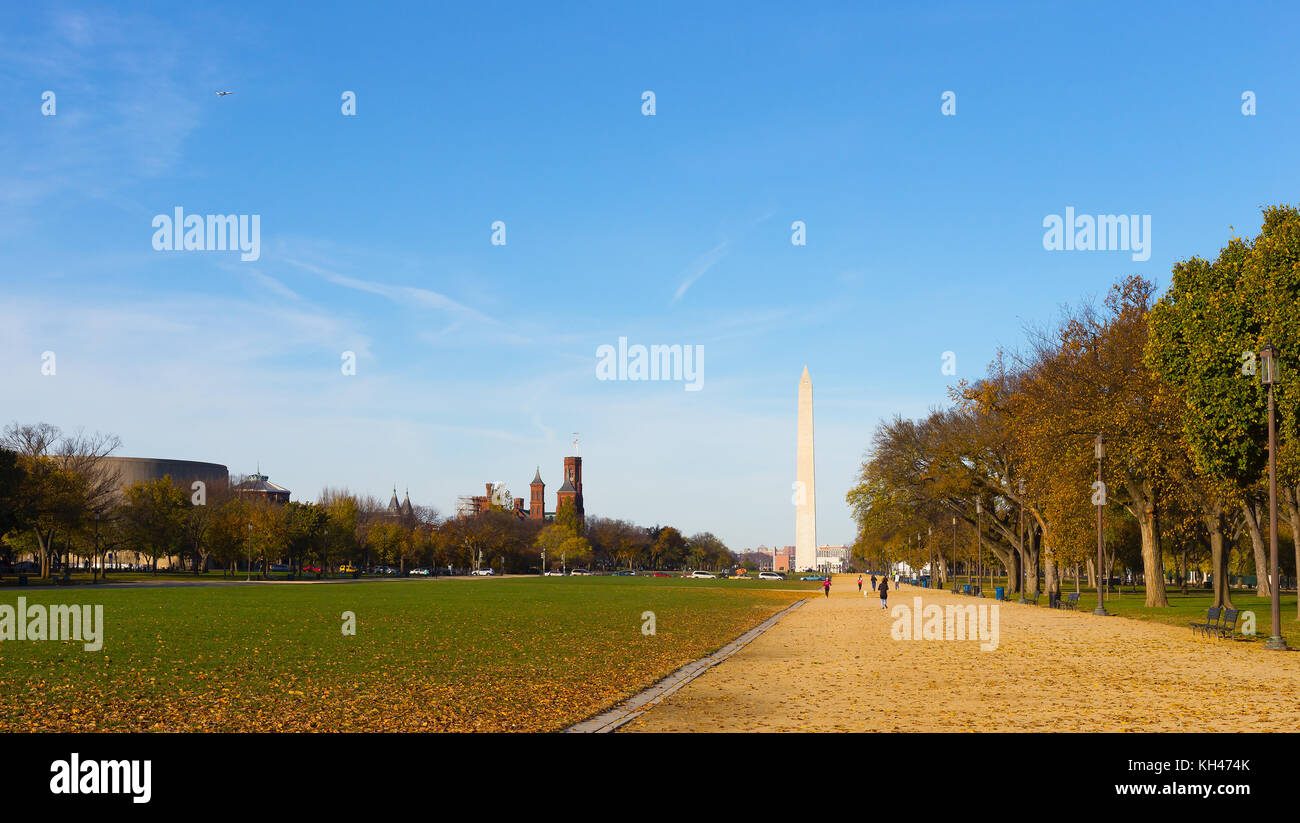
[3,1,1299,550]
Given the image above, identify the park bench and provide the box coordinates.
[971,584,982,598]
[1189,606,1221,638]
[1211,609,1240,640]
[1023,593,1039,605]
[1060,592,1079,610]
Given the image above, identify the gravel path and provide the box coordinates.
[623,578,1300,732]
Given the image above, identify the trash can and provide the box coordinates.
[995,586,1005,601]
[962,584,971,595]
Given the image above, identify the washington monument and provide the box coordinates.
[795,366,817,571]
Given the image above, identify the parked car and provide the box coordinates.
[543,570,565,577]
[613,570,637,576]
[570,568,591,576]
[269,564,290,573]
[758,571,786,580]
[801,574,828,581]
[303,565,322,573]
[652,572,672,578]
[470,568,494,576]
[339,564,357,574]
[409,568,432,576]
[689,571,717,579]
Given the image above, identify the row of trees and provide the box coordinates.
[0,422,736,577]
[848,205,1300,611]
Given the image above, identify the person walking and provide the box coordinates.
[822,576,831,598]
[878,576,889,609]
[871,574,877,591]
[857,574,864,593]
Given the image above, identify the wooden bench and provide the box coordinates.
[1189,606,1221,637]
[1023,593,1039,605]
[1060,592,1079,610]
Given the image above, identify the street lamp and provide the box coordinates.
[1017,480,1026,603]
[1093,435,1107,616]
[1261,343,1288,650]
[246,522,253,582]
[928,526,934,589]
[951,516,957,593]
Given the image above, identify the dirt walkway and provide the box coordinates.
[623,578,1300,732]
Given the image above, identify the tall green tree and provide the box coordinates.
[120,477,188,571]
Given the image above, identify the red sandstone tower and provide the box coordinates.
[529,467,545,521]
[556,456,584,522]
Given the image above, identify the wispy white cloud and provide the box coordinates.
[673,240,729,303]
[284,257,499,327]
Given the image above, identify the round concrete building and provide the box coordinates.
[101,456,230,497]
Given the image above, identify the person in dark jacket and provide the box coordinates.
[878,577,889,609]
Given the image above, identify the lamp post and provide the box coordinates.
[1261,343,1288,650]
[1093,435,1108,616]
[928,526,934,589]
[1017,480,1026,603]
[951,517,957,592]
[246,522,253,582]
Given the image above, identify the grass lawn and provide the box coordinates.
[1054,586,1300,647]
[0,576,815,732]
[946,575,1300,648]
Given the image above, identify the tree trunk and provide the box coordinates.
[1024,527,1041,596]
[1135,504,1169,607]
[1286,486,1300,620]
[1241,498,1271,596]
[1007,548,1021,595]
[1125,481,1169,607]
[1045,552,1059,598]
[1206,507,1234,610]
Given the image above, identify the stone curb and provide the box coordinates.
[565,598,809,733]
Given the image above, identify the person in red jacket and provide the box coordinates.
[822,576,831,598]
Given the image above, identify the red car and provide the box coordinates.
[652,572,672,578]
[302,565,322,573]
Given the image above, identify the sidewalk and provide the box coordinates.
[623,582,1300,732]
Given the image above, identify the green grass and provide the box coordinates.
[0,576,815,732]
[1055,586,1300,647]
[945,576,1300,648]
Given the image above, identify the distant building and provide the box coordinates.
[235,472,291,505]
[385,487,416,521]
[816,544,851,573]
[101,456,229,499]
[773,545,795,573]
[738,550,773,571]
[460,456,584,525]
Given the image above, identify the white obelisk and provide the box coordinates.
[795,366,817,572]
